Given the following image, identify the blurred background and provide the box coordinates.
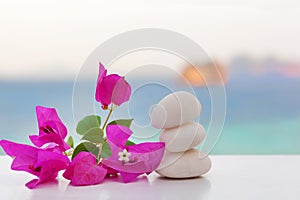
[0,0,299,154]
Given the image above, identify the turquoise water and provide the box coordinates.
[0,71,300,154]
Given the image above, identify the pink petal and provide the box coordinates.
[102,142,164,174]
[99,163,118,176]
[111,77,131,106]
[102,125,165,179]
[0,140,40,175]
[127,142,165,153]
[32,106,69,150]
[25,151,70,189]
[95,63,108,102]
[0,140,37,157]
[0,140,70,189]
[36,106,67,138]
[119,172,142,183]
[29,134,70,151]
[44,143,65,153]
[106,125,132,148]
[127,142,165,172]
[25,179,39,189]
[96,74,121,107]
[38,118,68,140]
[98,63,107,83]
[36,106,58,124]
[102,159,147,174]
[63,152,107,186]
[35,150,70,169]
[95,63,131,107]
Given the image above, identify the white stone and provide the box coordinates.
[150,91,201,129]
[156,149,211,178]
[160,122,206,152]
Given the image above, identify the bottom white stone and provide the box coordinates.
[156,149,211,178]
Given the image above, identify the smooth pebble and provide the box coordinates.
[156,149,211,178]
[150,91,201,129]
[160,122,206,152]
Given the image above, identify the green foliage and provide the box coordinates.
[81,127,104,143]
[125,140,135,146]
[66,136,74,148]
[72,115,133,161]
[76,115,101,135]
[72,142,99,160]
[100,141,112,158]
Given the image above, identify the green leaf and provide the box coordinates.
[76,115,101,135]
[81,127,104,143]
[125,140,135,146]
[108,119,133,128]
[72,142,99,160]
[100,141,112,158]
[66,136,74,148]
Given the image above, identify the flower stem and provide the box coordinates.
[102,105,113,130]
[96,143,103,162]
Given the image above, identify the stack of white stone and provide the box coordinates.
[150,91,211,178]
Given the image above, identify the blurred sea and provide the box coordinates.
[0,71,300,154]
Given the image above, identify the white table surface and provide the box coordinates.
[1,155,299,200]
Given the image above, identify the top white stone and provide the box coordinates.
[150,91,201,129]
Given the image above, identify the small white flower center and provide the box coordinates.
[118,149,131,163]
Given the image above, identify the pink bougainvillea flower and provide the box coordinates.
[101,125,165,183]
[29,106,70,151]
[0,140,70,189]
[63,152,107,186]
[95,63,131,109]
[99,162,118,177]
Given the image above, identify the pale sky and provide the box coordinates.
[0,0,300,80]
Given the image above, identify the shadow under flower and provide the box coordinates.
[29,174,211,200]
